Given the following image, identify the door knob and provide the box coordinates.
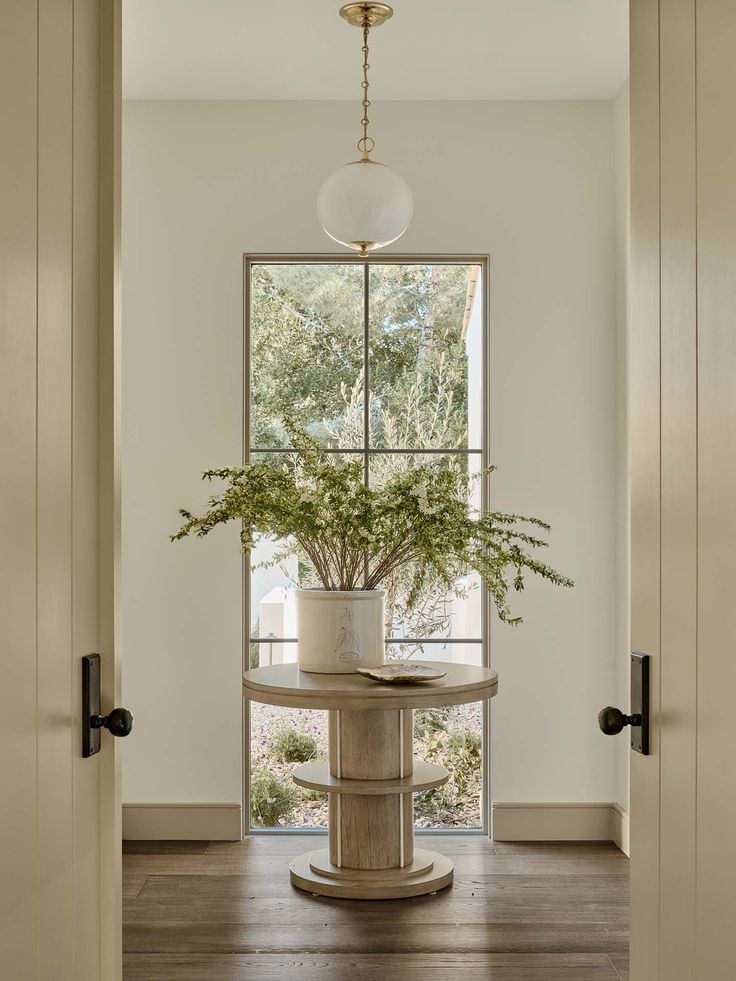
[82,653,134,757]
[597,653,650,755]
[598,706,642,735]
[90,707,133,738]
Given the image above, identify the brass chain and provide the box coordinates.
[358,15,375,159]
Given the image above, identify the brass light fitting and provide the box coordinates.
[339,3,394,163]
[317,2,412,256]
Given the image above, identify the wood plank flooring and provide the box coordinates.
[123,836,629,981]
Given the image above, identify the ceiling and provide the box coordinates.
[123,0,628,102]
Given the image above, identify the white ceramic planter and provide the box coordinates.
[296,589,386,674]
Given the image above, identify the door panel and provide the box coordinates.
[0,0,40,971]
[659,0,698,976]
[0,1,121,978]
[629,1,662,976]
[630,1,736,978]
[38,0,75,974]
[72,0,103,974]
[696,1,736,974]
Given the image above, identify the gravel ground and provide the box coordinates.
[250,701,482,829]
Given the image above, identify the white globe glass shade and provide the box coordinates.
[317,159,413,253]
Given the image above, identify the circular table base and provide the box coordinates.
[290,849,454,900]
[309,847,436,881]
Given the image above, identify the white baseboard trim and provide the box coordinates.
[122,800,630,852]
[611,802,630,857]
[123,802,242,841]
[493,801,630,853]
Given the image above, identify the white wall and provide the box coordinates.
[122,99,626,810]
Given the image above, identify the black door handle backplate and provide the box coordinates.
[82,653,133,757]
[597,653,649,755]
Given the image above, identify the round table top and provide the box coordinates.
[242,661,498,711]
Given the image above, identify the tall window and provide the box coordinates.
[245,257,489,832]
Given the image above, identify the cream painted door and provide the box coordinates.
[630,1,736,979]
[0,1,121,979]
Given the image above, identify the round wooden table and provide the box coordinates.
[242,661,499,900]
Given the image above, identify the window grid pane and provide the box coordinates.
[246,258,487,833]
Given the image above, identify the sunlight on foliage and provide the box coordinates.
[173,423,572,630]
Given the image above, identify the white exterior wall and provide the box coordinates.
[122,99,626,809]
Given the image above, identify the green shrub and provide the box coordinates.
[446,729,482,760]
[413,705,484,827]
[300,788,327,803]
[444,729,482,798]
[250,768,298,826]
[270,728,319,764]
[414,707,448,737]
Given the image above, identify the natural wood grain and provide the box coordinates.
[247,673,497,898]
[294,759,448,794]
[125,873,627,922]
[122,872,148,899]
[123,952,622,981]
[205,835,496,855]
[243,661,498,711]
[330,708,412,779]
[123,920,628,956]
[290,849,453,900]
[125,868,627,900]
[123,838,628,978]
[608,952,629,980]
[308,847,435,881]
[333,794,404,869]
[325,707,415,875]
[123,840,209,855]
[122,838,628,878]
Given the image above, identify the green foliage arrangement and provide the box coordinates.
[270,728,319,764]
[249,768,299,827]
[173,425,572,626]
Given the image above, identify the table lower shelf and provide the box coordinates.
[292,759,449,795]
[290,848,454,900]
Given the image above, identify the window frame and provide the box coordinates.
[242,253,492,837]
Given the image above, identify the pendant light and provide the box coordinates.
[317,3,413,257]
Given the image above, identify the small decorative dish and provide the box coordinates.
[356,663,447,684]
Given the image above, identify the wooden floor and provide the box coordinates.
[123,836,629,981]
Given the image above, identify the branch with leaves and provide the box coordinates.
[173,424,573,626]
